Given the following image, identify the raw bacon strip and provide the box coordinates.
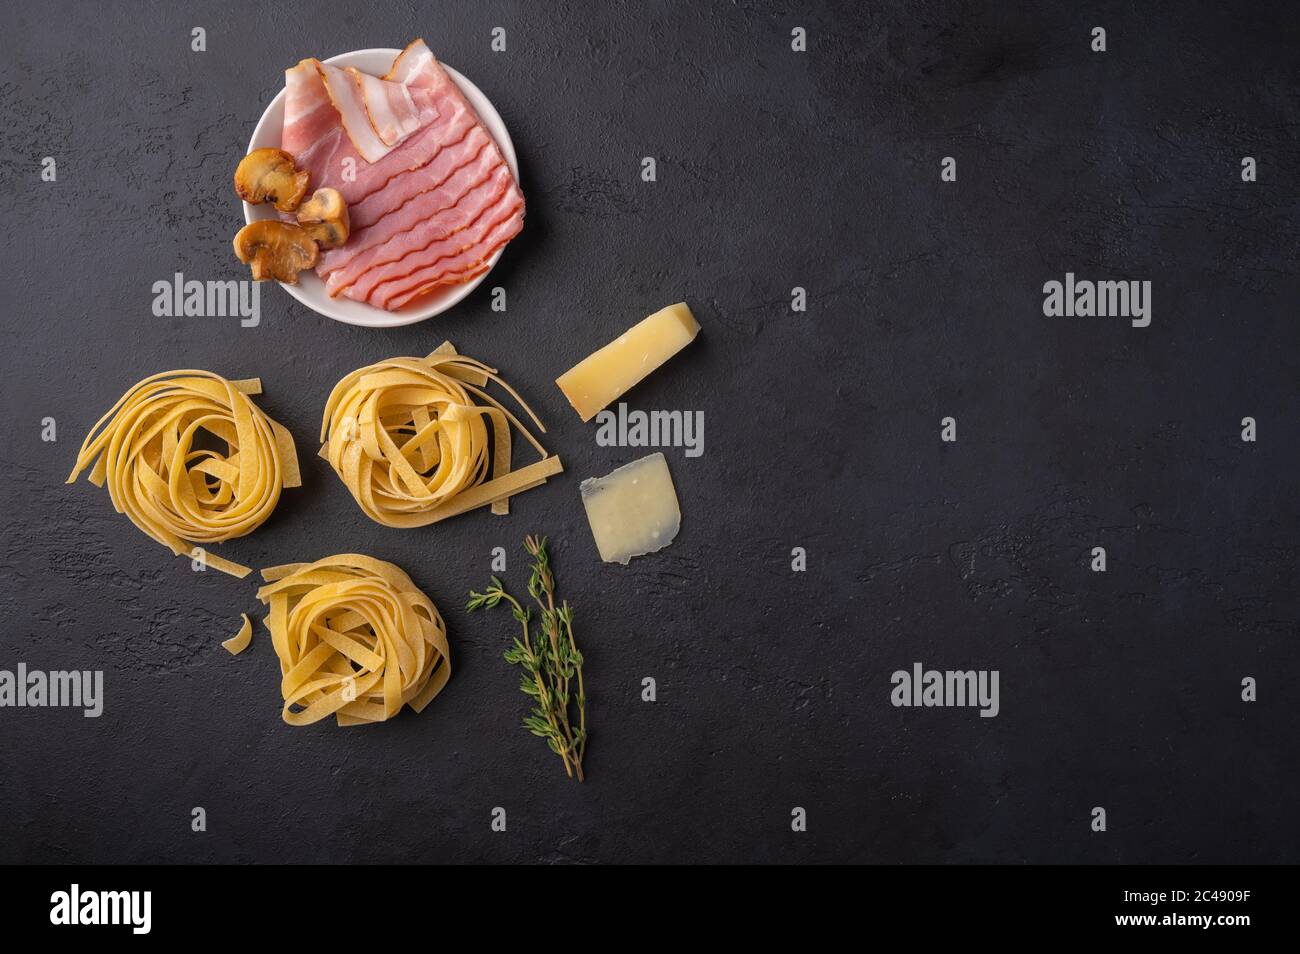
[342,185,522,303]
[351,68,423,145]
[346,124,489,231]
[318,134,496,274]
[282,59,337,157]
[280,39,525,312]
[384,259,496,310]
[349,190,523,306]
[315,62,434,163]
[367,209,524,309]
[320,151,508,293]
[384,39,437,87]
[322,141,504,278]
[292,83,475,207]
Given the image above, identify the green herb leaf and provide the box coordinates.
[470,535,588,782]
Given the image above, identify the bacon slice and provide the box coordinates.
[322,154,511,297]
[346,124,489,231]
[384,40,437,87]
[290,76,475,207]
[368,209,524,310]
[280,39,524,312]
[283,58,434,164]
[283,59,337,157]
[343,184,523,304]
[351,67,424,145]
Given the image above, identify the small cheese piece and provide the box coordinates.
[556,302,699,422]
[580,453,681,564]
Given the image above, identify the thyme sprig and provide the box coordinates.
[468,535,587,781]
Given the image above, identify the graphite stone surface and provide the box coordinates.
[0,1,1296,863]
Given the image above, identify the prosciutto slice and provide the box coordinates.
[281,39,524,311]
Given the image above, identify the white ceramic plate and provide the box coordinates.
[243,48,520,328]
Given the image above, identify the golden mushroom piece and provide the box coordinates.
[234,148,311,212]
[233,221,319,283]
[296,188,350,249]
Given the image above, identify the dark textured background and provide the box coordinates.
[0,0,1296,864]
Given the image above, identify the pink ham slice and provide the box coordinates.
[323,160,514,297]
[343,184,523,305]
[281,39,524,312]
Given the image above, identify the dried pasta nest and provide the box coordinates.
[67,370,300,578]
[250,555,450,727]
[320,342,562,528]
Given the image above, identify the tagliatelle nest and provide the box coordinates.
[320,342,562,528]
[249,554,450,727]
[67,370,300,578]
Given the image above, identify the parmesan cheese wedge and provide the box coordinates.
[580,453,681,564]
[556,303,699,422]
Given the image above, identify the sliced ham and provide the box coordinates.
[343,185,523,304]
[323,159,513,297]
[280,39,524,312]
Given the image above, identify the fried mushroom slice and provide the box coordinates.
[233,221,319,283]
[296,188,350,249]
[234,148,311,212]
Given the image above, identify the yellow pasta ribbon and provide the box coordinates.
[223,613,253,655]
[321,342,561,528]
[253,555,450,727]
[67,370,300,578]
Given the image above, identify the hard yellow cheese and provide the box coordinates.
[556,302,699,422]
[580,453,680,564]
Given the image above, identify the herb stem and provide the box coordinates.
[501,589,573,779]
[469,536,588,782]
